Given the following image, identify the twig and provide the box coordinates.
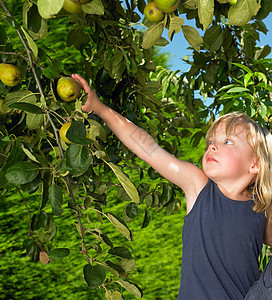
[0,51,44,70]
[66,176,91,264]
[16,187,32,238]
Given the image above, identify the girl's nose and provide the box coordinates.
[209,143,217,151]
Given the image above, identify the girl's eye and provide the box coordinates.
[207,141,213,145]
[224,139,233,145]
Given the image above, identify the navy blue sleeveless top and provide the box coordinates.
[178,180,267,300]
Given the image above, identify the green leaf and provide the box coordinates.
[49,184,63,216]
[65,144,91,177]
[21,27,38,57]
[67,27,90,50]
[37,0,64,19]
[0,24,7,45]
[116,279,143,298]
[83,264,106,289]
[141,81,161,94]
[142,23,164,49]
[198,0,214,30]
[181,25,203,52]
[228,0,261,26]
[66,121,91,145]
[109,49,125,82]
[2,90,37,113]
[31,210,48,231]
[2,138,25,172]
[105,290,123,300]
[108,247,132,259]
[49,248,70,259]
[22,148,40,163]
[105,213,133,241]
[125,203,138,219]
[86,119,106,142]
[182,0,198,9]
[103,161,140,204]
[227,87,250,93]
[232,62,253,74]
[153,37,169,47]
[161,183,172,206]
[168,16,184,39]
[82,0,104,15]
[254,45,271,60]
[141,209,151,228]
[26,113,44,130]
[9,102,44,114]
[209,32,223,52]
[120,258,136,274]
[5,161,39,185]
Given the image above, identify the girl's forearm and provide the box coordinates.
[97,106,159,161]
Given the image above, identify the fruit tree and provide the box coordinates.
[0,0,272,298]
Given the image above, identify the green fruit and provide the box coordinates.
[57,77,81,102]
[154,0,180,13]
[144,1,165,22]
[71,0,90,3]
[0,63,22,87]
[229,0,237,4]
[62,0,82,14]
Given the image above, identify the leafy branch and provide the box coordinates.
[0,0,91,265]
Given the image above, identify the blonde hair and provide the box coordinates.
[206,112,272,220]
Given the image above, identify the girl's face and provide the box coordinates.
[202,121,258,185]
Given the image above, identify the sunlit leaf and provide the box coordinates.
[116,279,143,298]
[103,161,140,204]
[198,0,214,30]
[181,25,203,52]
[82,0,104,15]
[142,23,164,49]
[228,0,261,26]
[37,0,64,19]
[105,213,133,241]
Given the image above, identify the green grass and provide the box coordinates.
[0,186,186,300]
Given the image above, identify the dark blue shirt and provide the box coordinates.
[178,180,267,300]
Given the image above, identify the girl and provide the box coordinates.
[72,74,272,299]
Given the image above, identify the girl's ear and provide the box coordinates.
[250,157,260,175]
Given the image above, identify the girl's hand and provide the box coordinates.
[71,74,102,114]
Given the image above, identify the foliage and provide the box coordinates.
[0,0,272,298]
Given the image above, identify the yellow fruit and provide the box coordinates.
[59,122,72,144]
[229,0,237,4]
[144,2,165,22]
[71,0,90,3]
[62,0,83,14]
[154,0,180,13]
[57,77,81,102]
[59,122,90,143]
[0,63,22,87]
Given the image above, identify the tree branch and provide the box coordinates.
[0,0,90,263]
[16,187,32,238]
[0,51,44,70]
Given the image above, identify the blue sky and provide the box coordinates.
[158,13,272,72]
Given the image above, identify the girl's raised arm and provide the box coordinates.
[72,74,208,210]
